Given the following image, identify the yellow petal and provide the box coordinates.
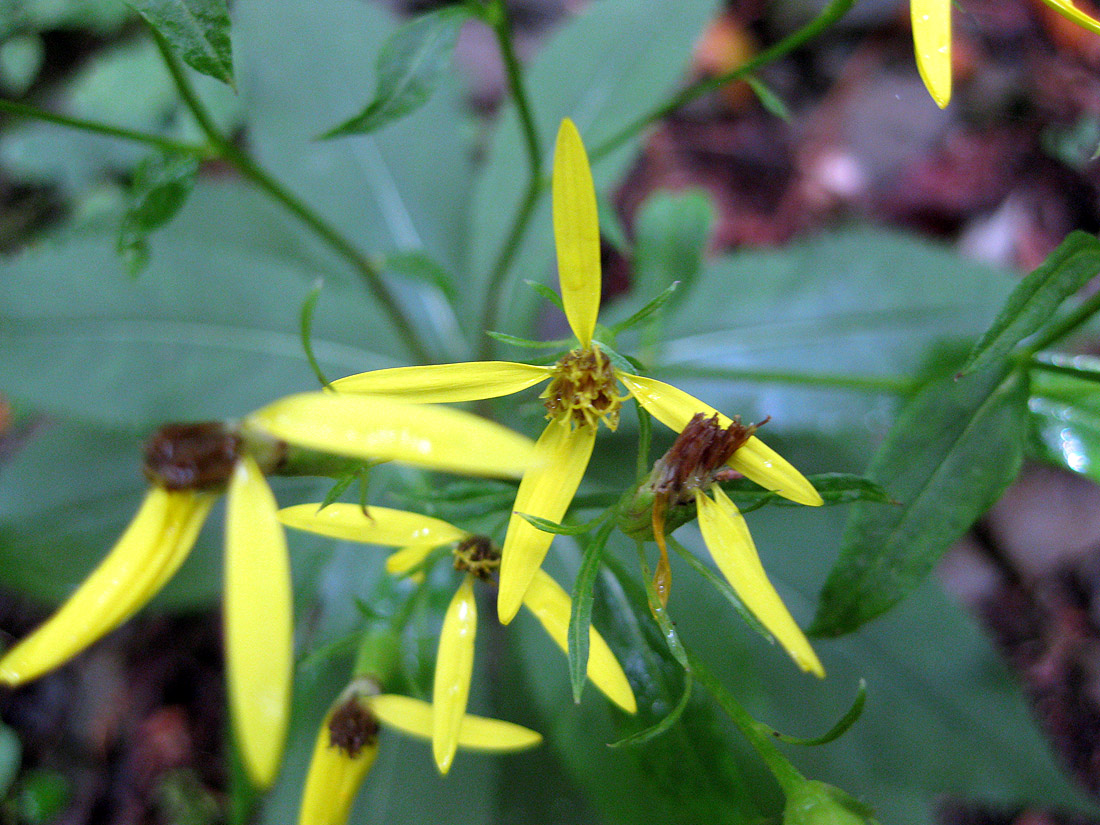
[618,373,823,506]
[331,361,551,401]
[432,575,477,775]
[297,714,378,825]
[367,694,542,751]
[385,545,436,576]
[246,393,535,479]
[694,488,824,677]
[225,455,294,787]
[1038,0,1100,35]
[279,503,467,548]
[497,420,596,624]
[0,488,212,686]
[552,118,601,347]
[521,569,636,713]
[911,0,951,108]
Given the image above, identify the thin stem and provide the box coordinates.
[655,364,915,395]
[1029,354,1100,385]
[489,0,541,177]
[150,27,432,364]
[1028,289,1100,353]
[0,98,211,157]
[590,0,856,161]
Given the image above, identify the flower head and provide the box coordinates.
[280,502,637,774]
[0,394,536,787]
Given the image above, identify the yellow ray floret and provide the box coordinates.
[298,715,379,825]
[433,574,478,775]
[246,393,535,480]
[279,503,468,547]
[368,694,542,751]
[911,0,951,108]
[521,569,636,713]
[331,361,551,401]
[498,419,597,625]
[0,488,213,686]
[225,454,294,788]
[553,118,601,348]
[694,487,823,677]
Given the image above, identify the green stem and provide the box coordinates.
[0,98,211,157]
[1028,288,1100,353]
[655,364,914,395]
[150,28,432,365]
[489,0,541,177]
[591,0,856,161]
[1029,353,1100,385]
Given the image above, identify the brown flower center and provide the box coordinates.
[328,695,380,758]
[650,413,762,505]
[541,348,626,430]
[452,535,500,581]
[143,422,242,491]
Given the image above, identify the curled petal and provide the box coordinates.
[433,575,477,775]
[522,569,636,713]
[279,503,467,548]
[385,545,436,576]
[1038,0,1100,34]
[553,118,601,347]
[225,455,294,787]
[246,393,535,479]
[618,373,823,507]
[0,488,213,686]
[331,361,552,401]
[297,713,378,825]
[368,694,542,751]
[911,0,951,108]
[498,420,596,624]
[694,488,824,677]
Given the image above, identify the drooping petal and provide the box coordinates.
[521,569,636,713]
[1038,0,1100,35]
[246,393,535,479]
[331,361,551,401]
[279,503,467,548]
[225,455,294,787]
[0,488,213,686]
[297,713,378,825]
[368,694,542,751]
[619,373,823,507]
[497,419,597,624]
[694,488,824,677]
[432,575,477,775]
[911,0,951,108]
[552,118,601,347]
[385,545,437,576]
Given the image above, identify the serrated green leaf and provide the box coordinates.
[960,231,1100,376]
[127,0,234,86]
[319,7,467,139]
[568,522,612,703]
[810,367,1029,637]
[117,151,199,276]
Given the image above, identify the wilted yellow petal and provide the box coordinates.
[368,694,542,751]
[498,420,596,624]
[279,503,467,548]
[332,361,551,400]
[911,0,951,108]
[695,488,824,677]
[297,714,378,825]
[246,393,535,479]
[225,455,294,787]
[386,545,436,576]
[0,488,213,686]
[433,575,477,775]
[522,570,636,713]
[1039,0,1100,34]
[618,373,823,506]
[552,118,601,347]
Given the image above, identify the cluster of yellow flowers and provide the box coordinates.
[0,121,825,825]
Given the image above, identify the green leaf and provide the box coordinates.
[745,76,791,121]
[773,680,866,746]
[319,7,467,139]
[667,534,771,641]
[484,330,569,350]
[299,279,334,389]
[516,512,605,536]
[609,671,692,748]
[597,191,630,254]
[728,473,896,513]
[810,367,1030,637]
[127,0,234,86]
[117,150,199,276]
[568,522,613,703]
[383,250,457,301]
[1029,361,1100,482]
[525,279,566,313]
[0,723,21,798]
[609,280,680,335]
[960,231,1100,376]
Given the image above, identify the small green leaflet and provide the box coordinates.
[746,76,790,121]
[609,671,693,747]
[568,521,613,703]
[117,151,199,277]
[127,0,234,86]
[319,7,468,139]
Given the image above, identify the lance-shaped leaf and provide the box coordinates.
[319,7,468,139]
[960,231,1100,376]
[117,151,200,277]
[127,0,234,85]
[811,366,1029,637]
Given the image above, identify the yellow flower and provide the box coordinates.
[328,118,823,624]
[300,684,540,825]
[279,503,637,774]
[913,0,1100,107]
[0,395,535,788]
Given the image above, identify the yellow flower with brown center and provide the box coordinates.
[913,0,1100,107]
[279,503,637,775]
[328,118,823,625]
[0,395,535,788]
